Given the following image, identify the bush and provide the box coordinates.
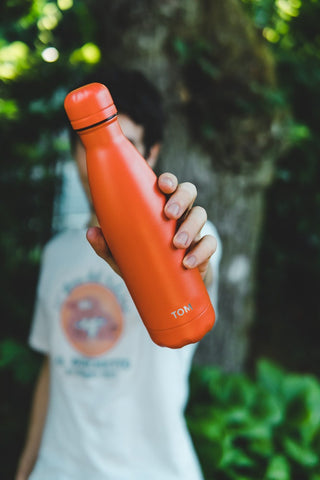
[186,360,320,480]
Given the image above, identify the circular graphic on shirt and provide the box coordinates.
[61,283,123,357]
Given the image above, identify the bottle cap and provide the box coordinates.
[64,83,117,131]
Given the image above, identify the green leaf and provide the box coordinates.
[220,446,256,469]
[210,372,254,407]
[225,407,251,427]
[198,57,220,79]
[0,338,24,367]
[250,388,283,425]
[0,98,19,119]
[265,455,290,480]
[283,437,319,467]
[284,374,320,442]
[188,416,223,441]
[0,339,39,384]
[257,359,285,396]
[250,436,274,458]
[237,422,272,441]
[172,38,190,63]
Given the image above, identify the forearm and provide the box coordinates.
[16,356,50,480]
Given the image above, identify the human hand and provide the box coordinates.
[86,172,217,282]
[158,172,217,282]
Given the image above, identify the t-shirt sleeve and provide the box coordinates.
[202,220,222,320]
[28,247,51,354]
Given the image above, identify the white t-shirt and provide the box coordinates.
[29,222,221,480]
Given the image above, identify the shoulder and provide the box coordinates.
[36,229,91,292]
[39,229,90,277]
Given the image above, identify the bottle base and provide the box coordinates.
[148,303,215,349]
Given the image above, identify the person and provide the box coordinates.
[16,68,222,480]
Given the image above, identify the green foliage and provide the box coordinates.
[170,1,283,172]
[0,339,40,384]
[187,360,320,479]
[0,2,106,477]
[240,0,320,376]
[1,0,320,477]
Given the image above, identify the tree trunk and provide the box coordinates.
[94,0,283,371]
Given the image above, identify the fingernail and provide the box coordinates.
[162,176,174,188]
[166,203,180,217]
[184,255,197,267]
[175,231,189,246]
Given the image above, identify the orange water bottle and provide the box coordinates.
[64,83,215,348]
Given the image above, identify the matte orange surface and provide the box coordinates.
[64,83,215,348]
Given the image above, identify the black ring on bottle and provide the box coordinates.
[74,113,118,132]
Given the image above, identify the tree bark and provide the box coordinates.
[94,0,283,371]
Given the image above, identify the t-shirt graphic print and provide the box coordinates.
[61,282,124,357]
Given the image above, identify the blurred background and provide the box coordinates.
[1,0,320,478]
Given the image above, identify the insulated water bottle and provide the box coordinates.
[64,83,215,348]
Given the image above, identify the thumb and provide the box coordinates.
[86,227,122,276]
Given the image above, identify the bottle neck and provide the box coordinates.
[78,116,123,149]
